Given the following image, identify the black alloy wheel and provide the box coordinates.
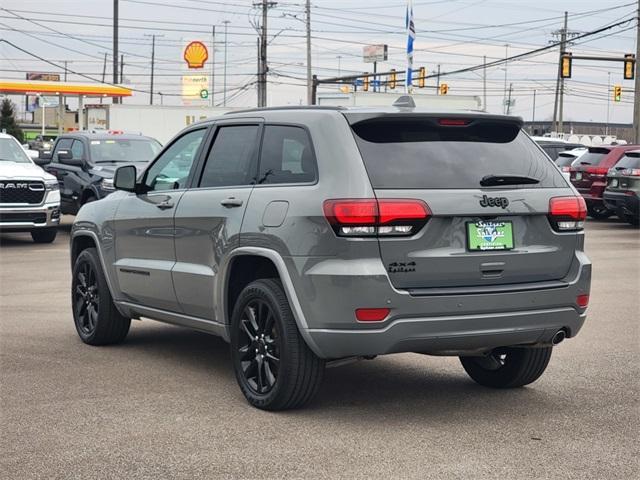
[74,258,100,336]
[71,248,130,345]
[237,299,281,395]
[230,279,325,410]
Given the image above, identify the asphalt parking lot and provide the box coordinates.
[0,218,638,479]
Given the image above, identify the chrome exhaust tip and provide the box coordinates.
[552,330,566,346]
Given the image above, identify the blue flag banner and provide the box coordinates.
[405,0,415,92]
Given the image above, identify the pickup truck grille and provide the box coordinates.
[0,212,47,224]
[0,181,45,204]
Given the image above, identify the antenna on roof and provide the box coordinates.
[392,95,416,108]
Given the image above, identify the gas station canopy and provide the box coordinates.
[0,79,133,133]
[0,79,132,97]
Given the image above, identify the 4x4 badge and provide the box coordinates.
[479,195,509,209]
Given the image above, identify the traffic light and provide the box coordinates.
[439,83,449,95]
[614,85,622,102]
[624,54,635,80]
[418,67,426,88]
[363,73,369,92]
[561,52,572,79]
[389,69,397,89]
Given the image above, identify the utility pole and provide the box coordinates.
[532,89,536,125]
[63,61,68,82]
[113,0,119,104]
[483,55,487,111]
[503,44,509,114]
[257,36,262,107]
[436,64,440,94]
[211,26,216,107]
[144,34,161,105]
[506,82,513,115]
[120,54,124,83]
[606,72,611,136]
[100,52,107,104]
[552,12,570,135]
[558,12,568,136]
[260,0,268,107]
[305,0,312,105]
[337,55,342,77]
[223,20,230,106]
[634,0,640,143]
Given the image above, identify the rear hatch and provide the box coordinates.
[606,152,640,192]
[346,113,579,290]
[570,147,611,193]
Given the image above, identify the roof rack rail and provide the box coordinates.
[225,105,345,115]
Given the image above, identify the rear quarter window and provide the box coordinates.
[350,118,566,189]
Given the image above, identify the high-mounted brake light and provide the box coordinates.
[438,118,470,126]
[548,196,587,231]
[323,199,431,237]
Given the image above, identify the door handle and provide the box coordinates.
[156,200,174,210]
[220,197,244,208]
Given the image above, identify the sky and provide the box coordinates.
[0,0,636,125]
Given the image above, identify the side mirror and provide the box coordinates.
[58,151,84,166]
[39,151,52,160]
[114,165,137,192]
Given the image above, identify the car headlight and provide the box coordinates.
[45,179,59,191]
[100,178,115,191]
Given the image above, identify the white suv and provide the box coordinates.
[0,133,61,243]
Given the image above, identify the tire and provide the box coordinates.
[460,346,552,388]
[83,193,97,206]
[72,247,130,345]
[622,213,639,226]
[587,204,611,219]
[31,228,57,243]
[230,279,325,410]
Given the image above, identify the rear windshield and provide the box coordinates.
[89,138,161,163]
[350,118,566,189]
[555,154,577,167]
[614,154,640,170]
[576,148,610,166]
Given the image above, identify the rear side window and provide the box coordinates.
[577,148,610,166]
[350,118,566,189]
[614,154,640,170]
[555,154,577,167]
[71,140,84,160]
[199,125,260,188]
[53,138,73,161]
[258,125,316,184]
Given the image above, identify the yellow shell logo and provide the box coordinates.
[184,41,209,69]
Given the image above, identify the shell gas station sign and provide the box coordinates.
[182,40,210,105]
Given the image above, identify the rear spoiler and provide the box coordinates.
[342,111,524,128]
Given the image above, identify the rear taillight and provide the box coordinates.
[623,168,640,176]
[562,166,571,172]
[323,198,431,237]
[548,196,587,231]
[586,166,608,177]
[355,308,390,322]
[576,294,590,308]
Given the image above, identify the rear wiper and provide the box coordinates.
[480,174,540,187]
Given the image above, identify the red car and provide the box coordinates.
[570,144,640,218]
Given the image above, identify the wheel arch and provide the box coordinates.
[70,230,127,317]
[220,247,322,356]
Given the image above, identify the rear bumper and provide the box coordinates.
[0,202,61,231]
[287,251,591,359]
[308,308,586,358]
[603,191,639,216]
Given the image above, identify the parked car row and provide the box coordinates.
[532,137,639,226]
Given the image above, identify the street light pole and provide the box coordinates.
[305,0,312,105]
[113,0,119,104]
[223,20,230,106]
[634,0,640,143]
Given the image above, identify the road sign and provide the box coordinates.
[199,89,209,99]
[363,44,388,63]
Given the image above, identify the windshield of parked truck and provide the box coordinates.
[0,137,32,164]
[89,138,161,163]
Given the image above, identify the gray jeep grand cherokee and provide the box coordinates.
[70,103,591,410]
